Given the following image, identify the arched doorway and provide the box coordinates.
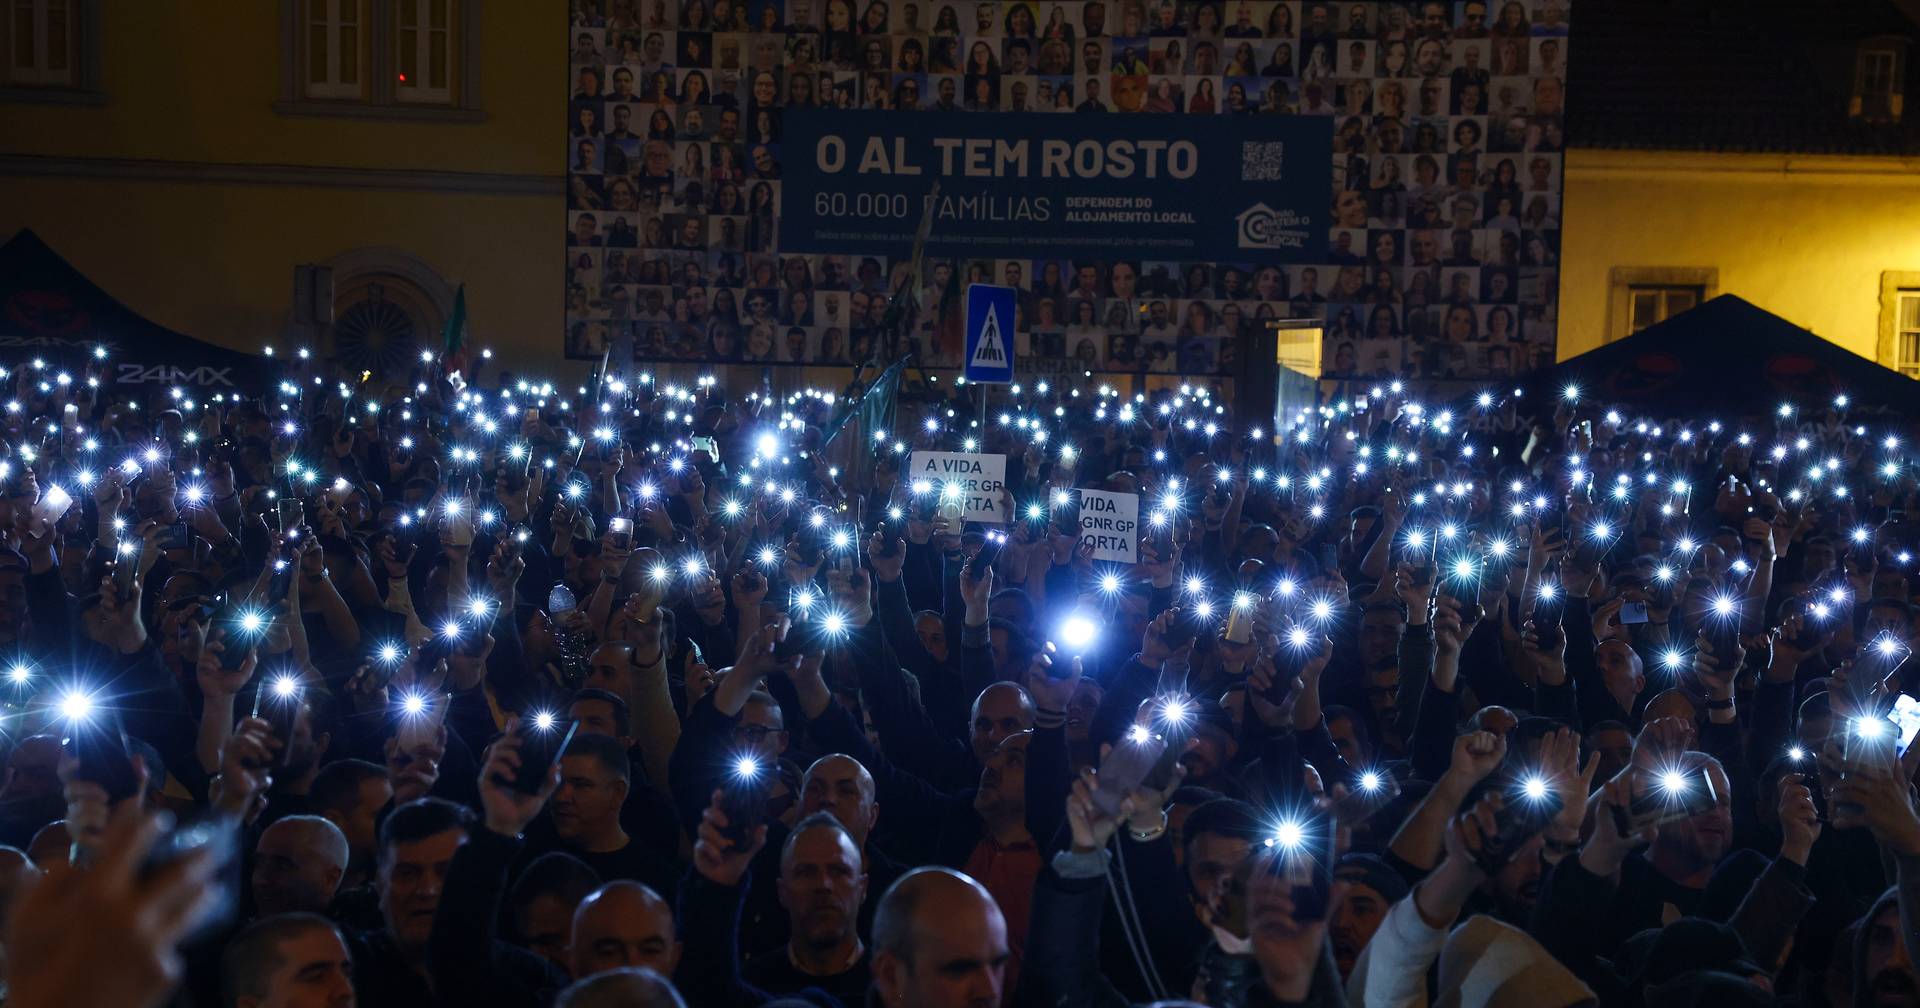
[322,247,454,375]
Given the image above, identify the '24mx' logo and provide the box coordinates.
[117,363,235,387]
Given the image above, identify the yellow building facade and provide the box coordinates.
[0,0,566,372]
[1559,148,1920,373]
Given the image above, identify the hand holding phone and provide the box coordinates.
[715,755,773,850]
[511,714,579,794]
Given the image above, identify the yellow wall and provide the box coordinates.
[1560,149,1920,364]
[0,1,564,370]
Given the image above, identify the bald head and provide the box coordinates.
[873,868,1009,1008]
[969,682,1035,762]
[801,754,878,846]
[555,966,686,1008]
[1642,688,1696,725]
[254,815,349,916]
[570,881,680,980]
[586,643,636,693]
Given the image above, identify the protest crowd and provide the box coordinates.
[0,345,1916,1008]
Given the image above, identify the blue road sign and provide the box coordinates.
[964,283,1016,384]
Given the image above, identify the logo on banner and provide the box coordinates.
[1237,203,1312,251]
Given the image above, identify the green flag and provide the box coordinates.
[826,359,902,449]
[442,283,467,356]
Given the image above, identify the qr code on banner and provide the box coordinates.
[1241,141,1286,181]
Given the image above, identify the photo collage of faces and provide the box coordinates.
[564,0,1569,380]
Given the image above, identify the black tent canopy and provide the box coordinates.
[1530,295,1917,416]
[0,229,269,390]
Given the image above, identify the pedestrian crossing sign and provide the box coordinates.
[964,283,1016,384]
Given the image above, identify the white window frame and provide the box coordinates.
[393,0,452,104]
[304,0,366,99]
[1625,284,1704,335]
[1606,267,1718,342]
[1895,290,1920,378]
[8,0,73,86]
[1853,39,1907,123]
[277,0,482,121]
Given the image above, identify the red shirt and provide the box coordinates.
[963,835,1041,1004]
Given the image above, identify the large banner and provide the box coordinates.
[781,110,1329,262]
[562,0,1570,381]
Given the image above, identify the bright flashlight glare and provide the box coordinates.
[1099,573,1122,594]
[733,756,761,778]
[1127,724,1152,744]
[378,643,401,663]
[1270,821,1306,850]
[1059,615,1098,651]
[1360,771,1383,792]
[402,693,427,715]
[1856,717,1889,739]
[532,711,557,731]
[5,664,26,685]
[1161,698,1190,724]
[1523,777,1549,800]
[59,691,94,721]
[1710,595,1737,617]
[1660,771,1688,793]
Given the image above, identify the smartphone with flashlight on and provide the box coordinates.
[66,712,141,805]
[1473,779,1564,873]
[112,538,143,595]
[1329,768,1405,827]
[212,604,262,671]
[972,529,1007,572]
[276,499,304,536]
[1090,723,1168,817]
[250,677,302,770]
[608,515,634,549]
[1700,612,1743,671]
[395,692,451,753]
[267,555,294,606]
[1614,765,1719,835]
[30,485,72,526]
[1400,533,1436,587]
[1049,492,1082,538]
[1223,591,1257,644]
[1531,585,1566,649]
[716,755,773,849]
[1259,816,1334,921]
[512,715,580,794]
[1619,600,1650,625]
